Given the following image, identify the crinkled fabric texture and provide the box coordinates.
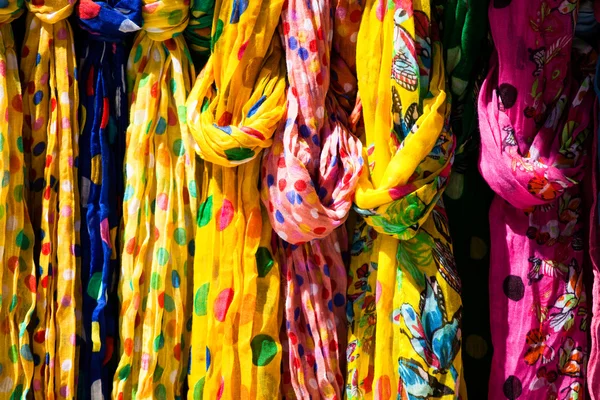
[478,1,597,398]
[347,1,462,399]
[185,0,287,398]
[21,0,81,397]
[260,0,363,398]
[0,3,37,399]
[113,0,198,398]
[76,0,141,398]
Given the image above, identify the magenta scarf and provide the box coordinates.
[260,0,363,398]
[479,1,597,398]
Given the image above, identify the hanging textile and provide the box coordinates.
[260,0,363,398]
[112,0,198,397]
[479,1,597,398]
[75,0,141,398]
[0,1,37,399]
[183,0,213,68]
[437,1,492,397]
[21,0,81,397]
[347,0,462,398]
[185,0,287,397]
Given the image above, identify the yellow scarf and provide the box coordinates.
[185,0,286,397]
[21,0,81,397]
[347,1,464,398]
[113,0,198,398]
[0,2,37,399]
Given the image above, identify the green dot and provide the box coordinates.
[177,105,187,124]
[170,78,177,94]
[197,195,213,228]
[16,137,23,153]
[201,97,210,113]
[124,185,134,201]
[256,247,274,278]
[153,364,164,382]
[250,334,278,366]
[189,180,197,198]
[0,205,4,220]
[157,248,169,266]
[194,283,209,316]
[9,385,23,400]
[16,230,30,250]
[118,364,131,380]
[9,295,16,312]
[2,171,8,187]
[173,139,185,157]
[211,19,224,53]
[194,377,205,400]
[139,73,150,87]
[224,147,255,162]
[87,272,103,300]
[134,44,143,63]
[154,333,165,351]
[8,344,18,363]
[0,134,4,151]
[163,294,175,312]
[151,273,162,290]
[13,185,23,202]
[168,9,183,25]
[174,228,187,246]
[20,344,32,361]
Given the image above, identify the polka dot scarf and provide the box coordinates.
[260,0,363,398]
[347,0,462,398]
[0,1,37,399]
[21,0,81,396]
[112,0,198,398]
[75,0,141,397]
[185,0,287,397]
[479,1,597,397]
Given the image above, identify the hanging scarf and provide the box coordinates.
[0,2,37,399]
[185,0,286,397]
[260,0,363,398]
[112,0,198,398]
[183,0,213,68]
[347,0,462,398]
[478,1,597,398]
[75,0,141,398]
[21,0,81,397]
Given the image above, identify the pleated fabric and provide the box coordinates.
[260,0,363,398]
[0,1,37,399]
[347,0,463,398]
[479,1,597,398]
[21,0,81,397]
[112,0,198,398]
[75,0,141,398]
[185,0,287,397]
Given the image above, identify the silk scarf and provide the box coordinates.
[260,0,363,398]
[0,2,37,399]
[347,0,462,398]
[21,0,81,397]
[184,0,213,68]
[185,0,287,397]
[113,0,198,398]
[479,1,597,398]
[76,0,141,398]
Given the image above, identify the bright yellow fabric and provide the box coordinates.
[185,0,287,398]
[112,0,198,398]
[347,1,464,399]
[0,3,37,398]
[21,0,81,397]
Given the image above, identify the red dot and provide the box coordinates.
[27,81,35,94]
[22,46,29,58]
[316,73,323,85]
[126,238,136,255]
[278,157,286,168]
[158,292,165,308]
[41,276,49,289]
[173,343,181,361]
[294,180,307,191]
[283,22,290,35]
[314,227,327,235]
[168,107,177,126]
[34,330,46,343]
[309,40,317,52]
[151,81,158,98]
[350,10,362,23]
[12,95,22,112]
[7,256,19,273]
[278,179,287,191]
[25,274,36,293]
[41,242,51,255]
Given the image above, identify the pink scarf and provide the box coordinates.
[260,1,363,398]
[479,1,597,398]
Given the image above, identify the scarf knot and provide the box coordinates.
[0,0,23,25]
[184,0,212,64]
[141,0,189,41]
[26,0,74,23]
[77,0,142,42]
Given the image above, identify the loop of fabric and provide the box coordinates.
[0,16,37,399]
[25,0,75,24]
[0,0,23,25]
[21,3,81,398]
[479,1,596,398]
[141,0,189,41]
[76,0,142,42]
[184,0,213,66]
[112,22,197,400]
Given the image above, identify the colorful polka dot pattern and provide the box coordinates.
[185,0,287,397]
[260,0,363,398]
[0,3,37,399]
[76,0,142,398]
[21,0,81,397]
[113,0,198,398]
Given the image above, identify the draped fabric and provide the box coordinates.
[0,1,37,399]
[75,0,141,398]
[184,0,213,68]
[260,0,363,398]
[185,0,287,397]
[347,1,462,398]
[479,1,597,398]
[112,0,198,397]
[21,0,81,397]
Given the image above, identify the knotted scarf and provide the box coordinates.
[0,2,37,399]
[113,0,198,398]
[347,0,462,398]
[479,1,597,398]
[21,0,81,397]
[260,0,363,398]
[185,0,286,397]
[183,0,212,67]
[76,0,141,398]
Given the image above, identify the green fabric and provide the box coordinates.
[184,0,214,67]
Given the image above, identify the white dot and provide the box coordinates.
[343,83,352,93]
[304,18,313,30]
[148,153,155,168]
[128,199,140,215]
[153,48,161,62]
[60,92,70,105]
[63,269,75,280]
[134,110,146,126]
[294,213,302,222]
[91,380,103,399]
[0,377,13,392]
[309,378,318,389]
[350,32,358,43]
[278,231,288,241]
[326,372,335,383]
[170,370,178,383]
[315,107,324,119]
[6,216,17,231]
[311,209,319,219]
[61,180,72,192]
[61,360,72,371]
[6,54,17,70]
[310,284,319,295]
[334,242,341,253]
[326,319,334,330]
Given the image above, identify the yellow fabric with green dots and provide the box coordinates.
[185,0,287,398]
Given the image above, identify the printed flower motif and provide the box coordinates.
[397,357,454,400]
[401,276,461,375]
[557,337,585,377]
[548,259,586,332]
[524,328,556,365]
[560,381,582,400]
